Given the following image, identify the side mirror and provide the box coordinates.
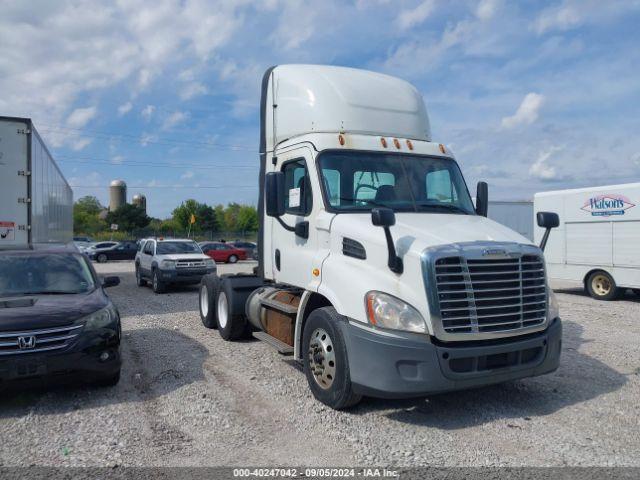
[102,276,120,288]
[536,211,560,251]
[475,181,488,217]
[265,171,286,217]
[371,207,396,227]
[371,208,403,274]
[294,221,309,239]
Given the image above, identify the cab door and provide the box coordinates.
[271,146,320,290]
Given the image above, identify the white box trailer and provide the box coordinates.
[534,183,640,299]
[488,201,533,241]
[0,116,73,247]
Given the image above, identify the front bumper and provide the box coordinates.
[340,318,562,399]
[158,267,215,284]
[0,327,121,388]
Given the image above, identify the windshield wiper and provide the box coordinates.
[416,202,469,214]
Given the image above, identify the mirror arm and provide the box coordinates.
[276,216,296,233]
[383,227,403,274]
[539,228,552,251]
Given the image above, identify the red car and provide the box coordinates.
[200,242,247,263]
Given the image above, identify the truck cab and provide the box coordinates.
[199,65,562,409]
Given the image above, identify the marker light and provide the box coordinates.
[380,137,388,148]
[312,268,320,277]
[406,140,414,150]
[439,144,446,154]
[338,134,345,146]
[393,138,401,149]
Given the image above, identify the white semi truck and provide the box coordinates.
[198,65,562,409]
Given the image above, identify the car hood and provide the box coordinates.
[158,254,211,261]
[0,289,108,331]
[331,212,533,256]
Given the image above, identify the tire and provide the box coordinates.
[586,270,619,301]
[217,277,248,341]
[199,274,220,329]
[135,264,147,287]
[633,289,640,297]
[94,370,120,387]
[228,254,238,264]
[97,253,108,263]
[152,268,166,294]
[302,307,362,410]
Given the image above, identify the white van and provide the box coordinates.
[534,183,640,300]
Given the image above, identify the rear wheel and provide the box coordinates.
[135,265,146,287]
[228,254,238,264]
[199,274,220,329]
[217,278,248,341]
[97,253,108,263]
[586,271,619,301]
[152,269,166,294]
[302,307,362,410]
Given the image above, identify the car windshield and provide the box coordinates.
[318,151,476,214]
[156,241,202,255]
[0,253,96,297]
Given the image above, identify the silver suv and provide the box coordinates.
[135,238,216,293]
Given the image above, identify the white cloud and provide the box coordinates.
[181,170,195,180]
[140,133,158,146]
[533,0,640,34]
[117,102,132,116]
[476,0,500,21]
[162,111,189,131]
[180,82,207,100]
[534,1,582,34]
[141,105,155,120]
[111,155,124,165]
[529,147,561,180]
[396,0,435,30]
[66,107,97,128]
[71,137,93,151]
[501,93,545,129]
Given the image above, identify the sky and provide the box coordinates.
[1,0,639,218]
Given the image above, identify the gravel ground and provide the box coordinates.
[0,261,639,467]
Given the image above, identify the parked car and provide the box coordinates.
[88,241,138,263]
[0,244,122,389]
[84,241,118,258]
[230,241,257,259]
[200,242,247,263]
[135,238,216,294]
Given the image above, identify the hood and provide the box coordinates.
[0,289,108,331]
[161,254,210,261]
[332,212,532,257]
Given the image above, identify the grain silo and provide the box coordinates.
[132,193,147,213]
[109,180,127,211]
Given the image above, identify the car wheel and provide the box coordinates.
[302,307,362,410]
[200,274,220,329]
[632,289,640,297]
[135,265,147,287]
[152,269,166,294]
[217,278,247,341]
[94,370,120,387]
[97,253,108,263]
[227,254,238,264]
[586,271,619,301]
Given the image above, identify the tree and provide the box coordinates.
[172,199,200,231]
[172,199,220,234]
[236,205,258,232]
[223,203,241,232]
[195,203,219,232]
[73,196,105,234]
[105,204,151,233]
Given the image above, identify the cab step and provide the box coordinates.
[252,331,294,355]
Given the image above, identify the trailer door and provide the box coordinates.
[0,119,29,247]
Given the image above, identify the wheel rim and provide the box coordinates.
[99,254,106,262]
[229,255,237,263]
[200,285,209,317]
[217,291,228,329]
[592,274,611,296]
[153,273,158,290]
[308,328,336,390]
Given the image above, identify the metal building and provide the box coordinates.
[488,201,534,241]
[109,180,127,211]
[132,193,147,213]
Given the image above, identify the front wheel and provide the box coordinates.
[93,370,120,387]
[586,271,619,301]
[97,253,108,263]
[135,265,146,287]
[302,307,362,410]
[217,278,248,341]
[633,289,640,297]
[227,254,238,264]
[152,269,166,294]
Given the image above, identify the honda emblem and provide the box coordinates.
[17,335,37,350]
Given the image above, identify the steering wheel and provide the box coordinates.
[354,184,378,202]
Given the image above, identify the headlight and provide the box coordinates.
[205,258,216,268]
[83,306,114,330]
[161,259,176,269]
[548,287,560,320]
[365,291,426,333]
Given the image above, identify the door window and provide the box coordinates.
[282,158,312,216]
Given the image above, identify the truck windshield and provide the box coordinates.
[0,253,96,297]
[318,151,475,214]
[156,242,202,255]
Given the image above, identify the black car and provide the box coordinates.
[0,244,122,389]
[231,241,257,259]
[89,241,138,263]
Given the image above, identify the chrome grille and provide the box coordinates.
[176,259,207,268]
[0,325,83,356]
[435,254,547,335]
